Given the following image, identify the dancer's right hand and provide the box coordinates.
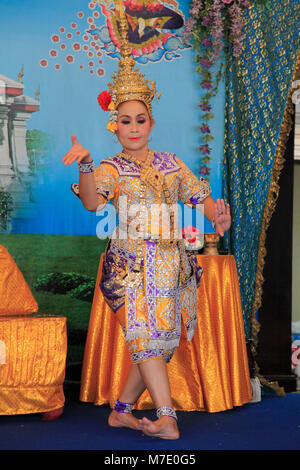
[62,134,92,166]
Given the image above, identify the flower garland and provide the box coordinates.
[184,0,270,180]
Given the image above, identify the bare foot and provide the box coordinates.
[139,416,180,440]
[108,410,141,431]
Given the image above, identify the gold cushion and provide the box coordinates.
[0,245,38,315]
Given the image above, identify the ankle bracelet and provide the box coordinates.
[113,399,133,414]
[156,406,177,421]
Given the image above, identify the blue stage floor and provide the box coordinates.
[1,391,300,452]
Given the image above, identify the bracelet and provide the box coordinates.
[211,217,216,230]
[113,400,133,414]
[78,160,94,173]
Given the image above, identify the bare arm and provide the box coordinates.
[62,134,106,212]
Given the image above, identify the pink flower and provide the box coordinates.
[182,226,200,242]
[202,16,213,26]
[201,37,212,47]
[199,57,212,68]
[201,80,213,90]
[221,0,233,4]
[199,144,210,155]
[185,17,196,32]
[199,166,210,176]
[200,124,210,133]
[190,6,200,15]
[229,2,244,58]
[200,102,211,111]
[51,34,60,43]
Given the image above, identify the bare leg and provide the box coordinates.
[137,357,179,440]
[108,363,146,430]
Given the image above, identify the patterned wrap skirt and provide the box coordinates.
[100,238,203,364]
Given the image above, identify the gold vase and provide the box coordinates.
[203,233,219,255]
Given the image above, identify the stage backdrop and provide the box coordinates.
[0,0,225,365]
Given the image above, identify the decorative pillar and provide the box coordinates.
[0,104,14,188]
[9,110,32,175]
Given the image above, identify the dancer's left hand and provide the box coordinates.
[214,198,231,237]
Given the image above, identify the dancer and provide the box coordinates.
[62,2,231,440]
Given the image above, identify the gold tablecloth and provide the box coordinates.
[80,254,252,412]
[0,245,38,316]
[0,315,67,415]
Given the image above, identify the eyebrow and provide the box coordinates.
[119,113,147,118]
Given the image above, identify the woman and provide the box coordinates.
[62,3,231,440]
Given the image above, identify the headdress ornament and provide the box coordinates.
[97,0,161,133]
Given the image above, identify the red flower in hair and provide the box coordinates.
[97,91,112,111]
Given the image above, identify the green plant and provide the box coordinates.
[0,187,13,231]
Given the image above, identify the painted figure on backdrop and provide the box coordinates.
[41,1,190,76]
[62,1,231,440]
[99,0,185,59]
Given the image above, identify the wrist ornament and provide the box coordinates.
[78,159,94,173]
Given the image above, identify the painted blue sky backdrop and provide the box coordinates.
[0,0,225,235]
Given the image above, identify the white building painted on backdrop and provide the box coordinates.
[0,72,40,230]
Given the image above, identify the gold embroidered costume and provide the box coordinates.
[72,0,212,363]
[72,151,211,363]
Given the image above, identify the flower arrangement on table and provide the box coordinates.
[183,0,271,180]
[182,226,204,251]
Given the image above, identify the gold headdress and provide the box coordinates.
[97,0,161,133]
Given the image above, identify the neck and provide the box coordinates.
[122,145,149,162]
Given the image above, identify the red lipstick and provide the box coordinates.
[129,137,140,141]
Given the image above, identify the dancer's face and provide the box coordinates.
[116,100,154,157]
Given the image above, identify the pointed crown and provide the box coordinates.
[98,0,161,130]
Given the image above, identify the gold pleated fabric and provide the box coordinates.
[80,254,252,412]
[0,315,67,415]
[0,245,38,316]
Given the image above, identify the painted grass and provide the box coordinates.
[0,234,108,363]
